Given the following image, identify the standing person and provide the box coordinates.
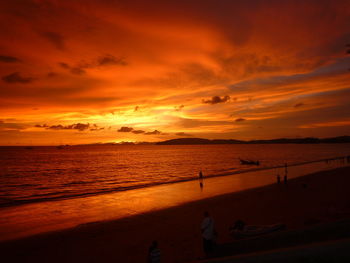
[148,240,161,263]
[276,174,281,184]
[284,163,288,184]
[201,211,216,257]
[199,170,203,180]
[199,170,204,190]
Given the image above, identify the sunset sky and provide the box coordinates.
[0,0,349,145]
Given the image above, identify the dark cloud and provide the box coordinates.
[38,123,92,131]
[58,62,70,69]
[174,105,184,111]
[35,124,48,128]
[0,55,20,63]
[90,127,104,131]
[0,121,26,130]
[97,55,127,66]
[2,72,34,84]
[70,67,86,75]
[58,62,85,75]
[47,72,58,77]
[134,106,139,112]
[229,57,350,92]
[175,132,191,136]
[235,118,246,122]
[118,126,133,132]
[294,103,305,108]
[144,130,161,135]
[41,31,65,50]
[132,129,145,134]
[203,95,230,104]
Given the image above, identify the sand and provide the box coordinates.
[1,166,350,263]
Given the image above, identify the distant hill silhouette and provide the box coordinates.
[156,136,350,145]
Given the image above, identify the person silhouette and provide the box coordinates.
[148,240,161,263]
[199,170,203,180]
[201,211,216,257]
[277,174,281,184]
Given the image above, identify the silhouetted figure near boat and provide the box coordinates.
[284,175,288,184]
[148,240,161,263]
[201,211,216,257]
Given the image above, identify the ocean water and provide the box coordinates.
[1,144,350,208]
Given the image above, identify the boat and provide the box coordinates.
[239,158,260,166]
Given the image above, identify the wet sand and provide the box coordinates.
[1,166,350,263]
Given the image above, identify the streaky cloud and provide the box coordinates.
[0,55,20,63]
[2,72,34,84]
[203,95,230,105]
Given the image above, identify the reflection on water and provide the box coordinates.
[1,144,350,207]
[0,157,348,241]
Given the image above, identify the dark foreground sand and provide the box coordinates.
[1,166,350,263]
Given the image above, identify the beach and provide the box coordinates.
[1,166,350,263]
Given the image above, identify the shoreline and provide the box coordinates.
[1,166,350,262]
[1,155,348,209]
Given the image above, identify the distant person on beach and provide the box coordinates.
[201,211,216,257]
[284,163,288,184]
[277,174,281,184]
[199,170,204,190]
[148,240,161,263]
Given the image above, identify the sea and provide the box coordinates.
[1,144,350,208]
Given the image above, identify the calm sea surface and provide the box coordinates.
[1,144,349,207]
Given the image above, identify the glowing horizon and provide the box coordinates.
[1,0,350,145]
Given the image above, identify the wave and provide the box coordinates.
[0,156,347,209]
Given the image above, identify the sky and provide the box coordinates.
[0,0,349,145]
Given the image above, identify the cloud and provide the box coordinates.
[35,124,48,128]
[37,123,92,131]
[97,55,127,66]
[47,72,58,78]
[202,95,230,105]
[174,105,184,111]
[117,126,162,135]
[118,126,133,132]
[176,117,233,128]
[70,67,86,75]
[58,54,125,76]
[134,106,139,112]
[90,127,104,131]
[175,132,191,136]
[132,129,145,134]
[41,31,65,50]
[235,118,246,122]
[2,72,34,84]
[0,55,20,63]
[145,130,161,135]
[294,103,305,108]
[0,121,26,131]
[58,62,86,75]
[58,62,70,69]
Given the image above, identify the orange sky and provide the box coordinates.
[0,0,350,145]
